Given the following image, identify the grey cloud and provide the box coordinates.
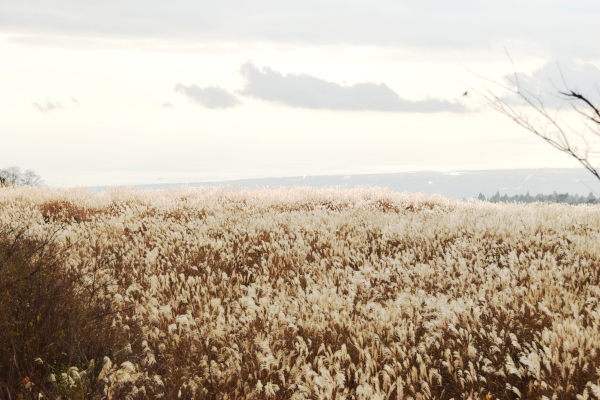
[32,99,63,112]
[174,84,240,109]
[161,101,174,109]
[1,1,599,59]
[237,62,466,113]
[505,60,600,108]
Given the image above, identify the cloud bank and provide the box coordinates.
[237,62,466,113]
[174,84,240,109]
[1,1,599,58]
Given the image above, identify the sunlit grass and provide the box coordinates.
[1,185,599,399]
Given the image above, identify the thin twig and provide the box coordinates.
[463,52,600,184]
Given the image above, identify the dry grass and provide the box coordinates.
[1,185,599,400]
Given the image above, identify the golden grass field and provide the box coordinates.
[1,186,600,400]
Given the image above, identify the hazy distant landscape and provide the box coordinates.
[89,168,600,199]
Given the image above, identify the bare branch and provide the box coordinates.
[465,54,600,184]
[559,90,600,124]
[0,166,45,187]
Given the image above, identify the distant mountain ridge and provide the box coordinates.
[88,168,600,199]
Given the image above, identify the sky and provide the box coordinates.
[2,0,600,187]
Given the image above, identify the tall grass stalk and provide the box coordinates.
[0,185,599,399]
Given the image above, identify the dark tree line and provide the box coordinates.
[478,191,599,205]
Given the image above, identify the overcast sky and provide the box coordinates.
[2,0,599,186]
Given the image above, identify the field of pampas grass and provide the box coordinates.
[1,185,600,400]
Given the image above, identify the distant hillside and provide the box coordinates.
[88,168,600,199]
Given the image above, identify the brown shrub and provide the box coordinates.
[0,218,135,399]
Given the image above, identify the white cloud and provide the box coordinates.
[174,84,241,109]
[32,98,63,112]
